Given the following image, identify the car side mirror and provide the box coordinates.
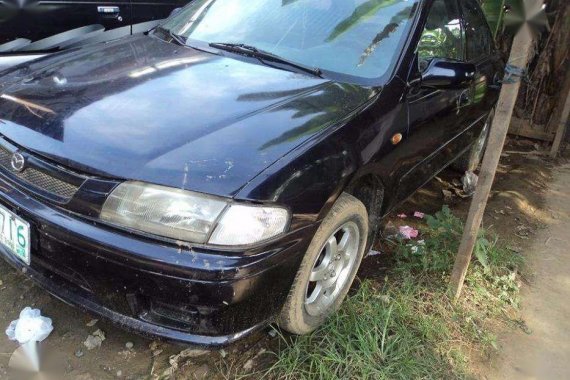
[421,58,476,90]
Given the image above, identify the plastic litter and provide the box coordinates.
[367,249,382,257]
[6,307,53,344]
[399,226,419,239]
[413,211,425,219]
[462,171,478,196]
[397,213,407,218]
[5,307,53,372]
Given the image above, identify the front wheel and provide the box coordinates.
[278,193,368,335]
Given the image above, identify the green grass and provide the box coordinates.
[266,206,523,379]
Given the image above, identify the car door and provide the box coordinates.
[0,0,132,51]
[395,0,468,202]
[130,0,189,33]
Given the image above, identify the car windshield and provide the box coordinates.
[161,0,419,79]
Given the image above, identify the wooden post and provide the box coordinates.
[449,23,538,300]
[550,89,570,157]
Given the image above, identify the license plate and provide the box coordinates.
[0,204,31,265]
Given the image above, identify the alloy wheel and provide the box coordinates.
[304,221,360,317]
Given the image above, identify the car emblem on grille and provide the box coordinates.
[10,152,26,172]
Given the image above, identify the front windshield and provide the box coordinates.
[162,0,419,79]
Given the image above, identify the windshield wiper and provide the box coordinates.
[154,26,187,46]
[170,31,188,46]
[209,42,323,78]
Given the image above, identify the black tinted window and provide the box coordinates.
[461,0,493,60]
[417,0,464,67]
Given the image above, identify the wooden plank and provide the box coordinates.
[509,117,555,141]
[550,87,570,157]
[449,23,538,300]
[508,128,555,142]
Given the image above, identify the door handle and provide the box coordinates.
[97,6,120,14]
[97,6,122,21]
[458,91,471,106]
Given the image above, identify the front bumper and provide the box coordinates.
[0,178,315,346]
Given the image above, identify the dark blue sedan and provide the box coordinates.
[0,0,502,345]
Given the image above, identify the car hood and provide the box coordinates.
[0,34,375,198]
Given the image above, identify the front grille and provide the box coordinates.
[0,144,80,201]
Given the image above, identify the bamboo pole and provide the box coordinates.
[449,23,538,300]
[549,88,570,157]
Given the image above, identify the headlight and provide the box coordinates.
[100,181,289,246]
[100,182,227,243]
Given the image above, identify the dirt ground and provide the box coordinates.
[0,138,566,380]
[482,162,570,380]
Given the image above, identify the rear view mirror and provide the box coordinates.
[421,58,476,90]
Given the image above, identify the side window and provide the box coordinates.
[417,0,464,71]
[461,0,493,60]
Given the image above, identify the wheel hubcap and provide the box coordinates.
[305,221,360,317]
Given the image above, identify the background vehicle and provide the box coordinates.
[0,0,503,344]
[0,0,189,70]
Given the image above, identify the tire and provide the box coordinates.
[453,109,494,173]
[278,192,369,335]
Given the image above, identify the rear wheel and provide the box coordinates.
[278,193,368,335]
[453,109,494,172]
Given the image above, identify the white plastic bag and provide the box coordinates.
[462,171,479,196]
[5,307,53,372]
[6,307,53,344]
